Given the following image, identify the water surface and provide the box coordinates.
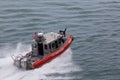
[0,0,120,80]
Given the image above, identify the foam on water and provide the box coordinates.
[0,43,81,80]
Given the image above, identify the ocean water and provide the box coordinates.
[0,0,120,80]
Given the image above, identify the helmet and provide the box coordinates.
[37,33,43,38]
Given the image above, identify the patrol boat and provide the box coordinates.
[12,28,74,70]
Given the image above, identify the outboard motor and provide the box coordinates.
[12,54,32,70]
[20,57,28,69]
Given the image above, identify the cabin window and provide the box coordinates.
[49,43,51,49]
[58,38,62,44]
[55,41,58,48]
[52,42,55,48]
[44,44,48,50]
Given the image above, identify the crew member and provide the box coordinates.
[31,32,45,57]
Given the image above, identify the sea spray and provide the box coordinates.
[0,43,80,80]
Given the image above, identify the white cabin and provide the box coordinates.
[43,32,64,55]
[32,32,66,57]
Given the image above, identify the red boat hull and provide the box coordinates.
[32,35,74,69]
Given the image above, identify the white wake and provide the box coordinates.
[0,43,80,80]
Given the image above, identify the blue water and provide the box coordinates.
[0,0,120,80]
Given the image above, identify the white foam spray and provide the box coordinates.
[0,43,81,80]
